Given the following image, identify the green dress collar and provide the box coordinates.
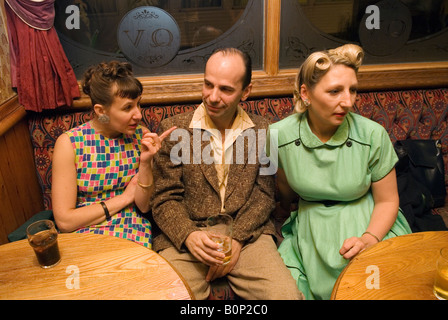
[299,111,350,148]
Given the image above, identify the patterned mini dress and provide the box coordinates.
[65,121,152,248]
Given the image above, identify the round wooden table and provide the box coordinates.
[331,231,448,300]
[0,233,193,300]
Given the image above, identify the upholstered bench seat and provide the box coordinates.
[26,88,448,299]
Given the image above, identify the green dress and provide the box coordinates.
[268,111,412,300]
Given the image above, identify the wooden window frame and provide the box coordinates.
[71,0,448,109]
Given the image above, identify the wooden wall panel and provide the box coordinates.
[0,99,44,244]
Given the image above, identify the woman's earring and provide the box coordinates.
[98,114,110,124]
[303,99,310,107]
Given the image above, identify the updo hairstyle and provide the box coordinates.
[293,44,364,113]
[82,61,143,108]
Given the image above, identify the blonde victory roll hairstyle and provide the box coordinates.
[293,44,364,113]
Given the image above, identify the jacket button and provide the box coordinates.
[295,139,301,146]
[346,141,352,147]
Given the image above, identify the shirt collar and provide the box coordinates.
[299,111,350,148]
[190,103,255,135]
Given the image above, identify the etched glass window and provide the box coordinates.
[280,0,448,68]
[54,0,258,78]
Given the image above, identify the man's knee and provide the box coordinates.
[229,235,304,300]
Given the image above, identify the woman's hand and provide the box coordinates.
[121,174,139,205]
[135,126,176,213]
[339,234,378,260]
[340,169,400,260]
[140,126,177,164]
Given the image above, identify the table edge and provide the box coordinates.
[330,231,448,300]
[0,232,195,300]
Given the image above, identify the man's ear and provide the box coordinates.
[240,83,252,102]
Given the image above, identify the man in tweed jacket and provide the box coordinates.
[152,48,303,300]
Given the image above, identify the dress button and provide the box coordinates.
[295,139,301,146]
[346,140,352,147]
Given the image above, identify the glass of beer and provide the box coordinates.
[434,247,448,300]
[26,220,61,268]
[206,214,233,265]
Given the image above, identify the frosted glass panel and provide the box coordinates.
[54,0,260,78]
[280,0,448,68]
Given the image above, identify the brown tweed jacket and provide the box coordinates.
[151,110,276,252]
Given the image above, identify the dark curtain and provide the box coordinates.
[5,0,79,112]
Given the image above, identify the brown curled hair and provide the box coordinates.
[82,61,143,108]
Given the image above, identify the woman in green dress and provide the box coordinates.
[268,44,412,300]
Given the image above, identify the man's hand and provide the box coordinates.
[206,239,242,282]
[185,231,225,266]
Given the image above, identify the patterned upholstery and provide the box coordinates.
[352,90,448,187]
[27,89,448,300]
[27,90,448,212]
[27,97,297,210]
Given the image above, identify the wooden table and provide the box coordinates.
[0,233,193,300]
[331,231,448,300]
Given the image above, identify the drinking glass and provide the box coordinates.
[26,220,61,268]
[434,247,448,300]
[206,214,233,265]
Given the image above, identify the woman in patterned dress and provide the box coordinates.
[52,61,175,248]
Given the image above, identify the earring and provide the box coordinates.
[303,99,310,107]
[98,114,110,124]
